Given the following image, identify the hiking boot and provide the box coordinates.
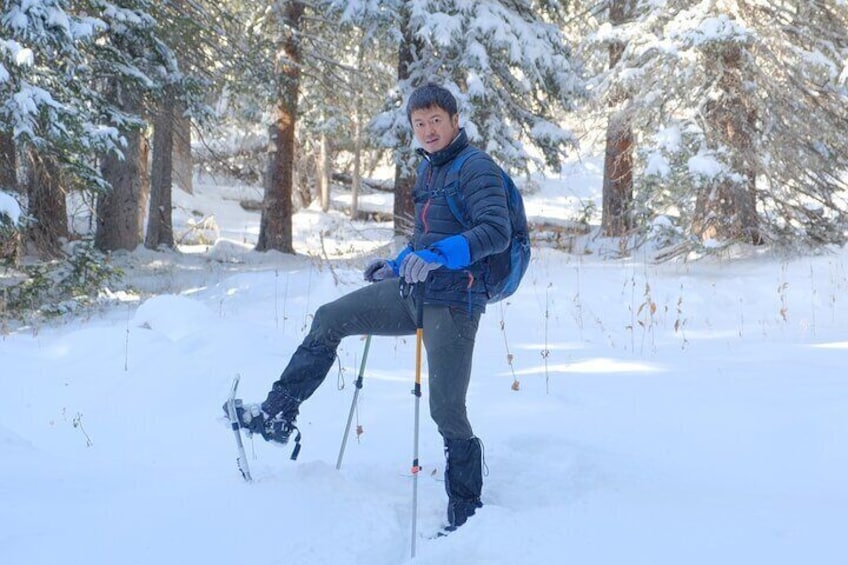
[223,399,296,445]
[261,413,297,445]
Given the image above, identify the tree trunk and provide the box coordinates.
[351,106,363,220]
[319,128,330,212]
[170,0,193,197]
[96,132,149,252]
[693,43,760,245]
[601,0,635,237]
[0,132,16,193]
[602,113,634,237]
[256,1,304,253]
[146,86,176,250]
[393,5,419,237]
[24,147,68,257]
[172,102,193,194]
[349,36,365,220]
[96,83,148,252]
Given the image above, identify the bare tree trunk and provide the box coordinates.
[146,85,176,250]
[1,132,21,262]
[393,4,419,237]
[693,43,761,244]
[96,83,148,252]
[602,113,634,236]
[351,106,363,219]
[349,35,365,220]
[257,1,304,253]
[169,0,193,196]
[25,147,68,257]
[96,134,149,252]
[292,151,312,209]
[0,132,16,193]
[319,127,330,212]
[172,102,193,194]
[601,0,635,237]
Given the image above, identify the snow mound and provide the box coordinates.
[132,294,217,341]
[206,239,253,261]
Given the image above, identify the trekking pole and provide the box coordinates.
[336,334,372,470]
[409,283,425,558]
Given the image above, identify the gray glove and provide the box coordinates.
[399,251,443,284]
[364,259,396,282]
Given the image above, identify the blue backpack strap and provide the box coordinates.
[443,148,480,230]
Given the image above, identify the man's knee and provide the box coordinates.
[307,302,341,346]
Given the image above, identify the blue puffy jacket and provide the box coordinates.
[410,128,511,313]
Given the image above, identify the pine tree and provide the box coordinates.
[347,0,581,233]
[86,0,207,253]
[90,1,164,252]
[601,0,637,237]
[300,4,396,218]
[255,1,305,253]
[1,0,121,255]
[144,0,221,249]
[222,0,396,250]
[586,0,848,248]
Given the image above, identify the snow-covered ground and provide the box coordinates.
[2,163,847,565]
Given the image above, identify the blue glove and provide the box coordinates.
[364,259,395,282]
[399,250,443,284]
[430,235,471,270]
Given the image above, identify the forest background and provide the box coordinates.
[1,0,847,320]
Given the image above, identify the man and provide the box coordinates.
[227,82,511,531]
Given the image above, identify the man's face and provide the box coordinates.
[410,105,460,153]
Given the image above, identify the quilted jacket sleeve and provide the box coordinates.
[457,153,511,264]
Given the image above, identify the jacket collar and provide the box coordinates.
[416,128,469,167]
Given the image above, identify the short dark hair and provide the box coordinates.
[406,83,458,123]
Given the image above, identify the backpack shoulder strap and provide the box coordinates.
[444,148,480,229]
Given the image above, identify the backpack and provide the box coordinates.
[429,148,531,303]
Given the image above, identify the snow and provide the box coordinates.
[10,82,62,139]
[0,191,22,223]
[655,125,682,152]
[418,12,462,47]
[645,152,670,177]
[45,5,72,37]
[3,7,29,33]
[688,151,725,179]
[2,161,848,564]
[797,46,840,81]
[668,12,753,47]
[14,45,33,67]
